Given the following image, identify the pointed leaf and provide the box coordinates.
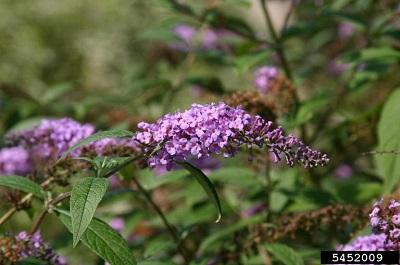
[60,129,134,160]
[176,161,222,222]
[58,210,136,265]
[0,175,44,199]
[70,177,108,247]
[376,89,400,193]
[266,243,304,265]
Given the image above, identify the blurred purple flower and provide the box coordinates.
[16,231,68,264]
[338,22,354,39]
[0,147,32,175]
[201,29,219,49]
[335,164,353,179]
[191,85,203,98]
[171,24,236,53]
[328,59,350,76]
[109,175,122,188]
[9,118,95,160]
[173,25,196,44]
[109,217,125,233]
[241,202,266,218]
[135,102,329,170]
[253,66,279,93]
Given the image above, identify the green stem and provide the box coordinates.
[0,177,55,226]
[29,192,71,235]
[260,0,293,80]
[131,177,191,264]
[264,161,272,221]
[259,0,308,141]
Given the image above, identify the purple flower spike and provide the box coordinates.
[134,102,329,169]
[0,147,32,175]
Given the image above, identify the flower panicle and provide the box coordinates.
[134,102,329,169]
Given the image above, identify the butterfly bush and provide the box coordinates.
[134,102,329,169]
[0,231,67,265]
[8,118,95,160]
[253,66,279,93]
[0,147,32,175]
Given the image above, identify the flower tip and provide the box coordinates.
[215,214,222,223]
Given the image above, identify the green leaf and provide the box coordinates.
[360,47,400,61]
[266,243,304,265]
[138,261,177,265]
[41,82,73,105]
[8,117,44,134]
[58,210,136,265]
[234,52,268,73]
[138,169,187,190]
[295,96,330,125]
[70,177,108,247]
[376,89,400,193]
[176,161,222,223]
[60,129,134,160]
[323,10,366,28]
[0,175,44,199]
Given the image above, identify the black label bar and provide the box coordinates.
[321,251,399,264]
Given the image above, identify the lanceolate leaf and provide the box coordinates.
[376,89,400,193]
[70,177,108,247]
[176,161,222,223]
[0,175,44,199]
[266,243,305,265]
[60,129,134,160]
[57,210,136,265]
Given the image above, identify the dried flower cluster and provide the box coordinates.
[226,71,296,118]
[250,204,369,243]
[134,102,329,169]
[266,74,297,115]
[224,90,276,121]
[0,231,67,265]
